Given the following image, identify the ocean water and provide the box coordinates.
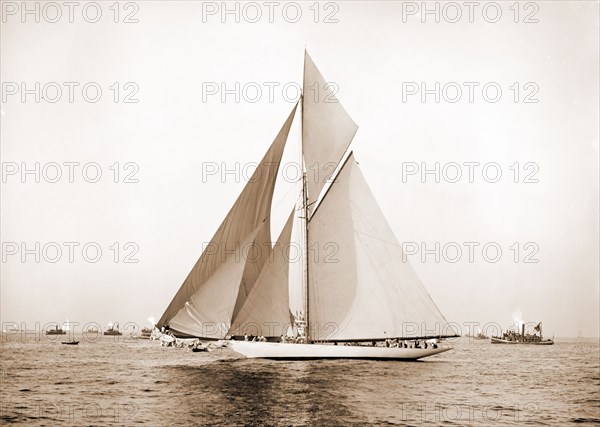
[1,335,598,426]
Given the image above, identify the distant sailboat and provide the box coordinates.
[157,51,458,360]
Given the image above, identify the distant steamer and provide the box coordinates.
[491,322,554,345]
[46,325,66,335]
[103,323,123,336]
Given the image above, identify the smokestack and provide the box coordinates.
[521,323,525,340]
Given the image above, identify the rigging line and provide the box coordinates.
[309,151,355,221]
[269,180,298,215]
[256,173,299,231]
[352,229,405,249]
[307,134,359,217]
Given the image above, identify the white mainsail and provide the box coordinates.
[308,154,451,341]
[157,104,297,338]
[302,51,358,212]
[228,208,296,338]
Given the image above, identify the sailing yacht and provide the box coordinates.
[157,51,458,360]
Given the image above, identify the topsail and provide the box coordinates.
[302,51,358,212]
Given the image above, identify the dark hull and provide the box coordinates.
[490,337,554,345]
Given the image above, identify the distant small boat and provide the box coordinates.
[103,323,123,336]
[61,341,79,345]
[46,325,66,335]
[137,327,152,339]
[191,346,207,352]
[474,332,488,340]
[491,322,554,345]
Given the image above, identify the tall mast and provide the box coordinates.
[303,170,310,342]
[301,50,310,343]
[300,90,310,343]
[298,50,309,343]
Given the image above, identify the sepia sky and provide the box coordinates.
[1,1,598,337]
